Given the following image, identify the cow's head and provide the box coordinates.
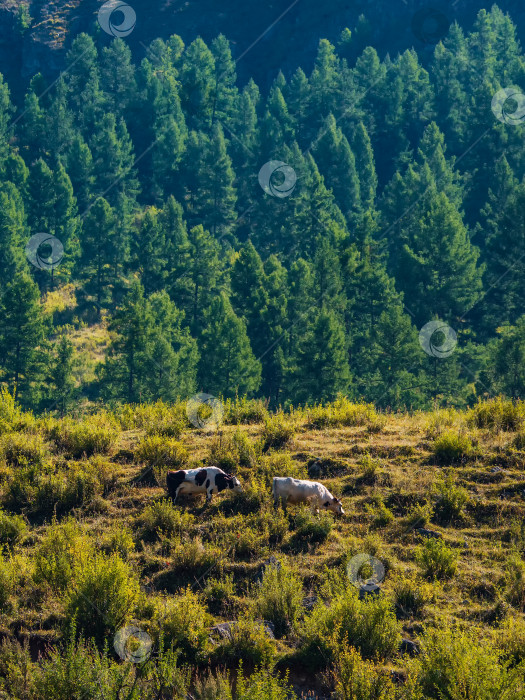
[323,497,345,515]
[228,474,242,493]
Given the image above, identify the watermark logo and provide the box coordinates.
[347,553,385,588]
[25,233,64,271]
[98,1,136,38]
[114,625,152,663]
[419,321,457,358]
[491,87,525,126]
[411,7,451,44]
[258,161,297,198]
[186,393,224,431]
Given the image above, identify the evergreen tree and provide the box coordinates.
[291,309,350,404]
[198,293,261,397]
[45,333,76,415]
[0,272,47,404]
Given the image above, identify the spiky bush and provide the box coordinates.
[306,396,380,430]
[253,562,304,638]
[433,430,473,463]
[416,538,458,580]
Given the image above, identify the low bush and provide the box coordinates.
[208,430,259,470]
[469,397,525,432]
[413,626,524,699]
[306,397,380,430]
[332,641,395,700]
[49,417,118,457]
[393,575,432,618]
[404,501,434,529]
[262,412,295,451]
[253,562,303,638]
[513,431,525,449]
[203,574,235,615]
[498,615,525,666]
[0,432,49,467]
[193,668,233,700]
[65,552,140,643]
[153,588,210,663]
[433,430,473,463]
[236,667,295,700]
[300,583,401,666]
[224,396,269,424]
[432,471,469,523]
[505,553,525,610]
[425,407,463,438]
[100,523,135,559]
[0,555,15,609]
[365,496,394,528]
[134,435,189,470]
[212,617,275,666]
[119,400,187,436]
[169,536,222,574]
[0,388,33,434]
[0,509,27,549]
[416,538,458,580]
[34,518,94,591]
[136,499,194,541]
[290,508,333,547]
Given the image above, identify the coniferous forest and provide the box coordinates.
[0,3,523,413]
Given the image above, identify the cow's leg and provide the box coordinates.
[206,488,213,503]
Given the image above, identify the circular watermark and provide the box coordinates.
[258,161,297,198]
[25,233,64,271]
[98,0,136,38]
[186,393,224,430]
[347,553,385,588]
[491,87,525,126]
[419,321,457,358]
[114,625,152,663]
[411,7,451,44]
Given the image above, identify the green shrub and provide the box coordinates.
[135,435,189,469]
[306,397,380,430]
[154,588,210,663]
[212,617,275,666]
[498,615,525,666]
[0,509,27,549]
[0,555,15,609]
[262,412,295,450]
[405,501,434,529]
[169,537,222,574]
[393,575,432,618]
[0,388,33,434]
[193,669,233,700]
[414,626,524,699]
[505,554,525,610]
[259,453,308,485]
[65,553,140,642]
[50,417,117,457]
[253,562,303,638]
[416,538,458,580]
[236,667,295,700]
[137,499,194,541]
[34,518,94,591]
[291,508,333,546]
[513,432,525,449]
[0,432,48,467]
[203,574,235,615]
[425,407,463,438]
[118,400,187,436]
[224,396,269,425]
[433,430,473,463]
[365,496,394,528]
[208,429,259,470]
[332,641,395,700]
[432,471,469,522]
[100,523,135,559]
[300,584,401,666]
[469,397,525,432]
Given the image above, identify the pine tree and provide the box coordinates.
[198,293,261,397]
[46,333,76,415]
[131,207,167,296]
[0,272,47,404]
[291,309,350,404]
[186,224,222,336]
[78,197,117,314]
[179,38,216,130]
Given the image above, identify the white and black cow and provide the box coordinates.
[272,477,345,515]
[166,467,242,504]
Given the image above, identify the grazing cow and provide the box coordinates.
[166,467,242,504]
[272,477,345,515]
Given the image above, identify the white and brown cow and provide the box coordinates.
[166,467,242,504]
[272,477,345,515]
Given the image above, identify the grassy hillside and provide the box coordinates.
[0,393,525,697]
